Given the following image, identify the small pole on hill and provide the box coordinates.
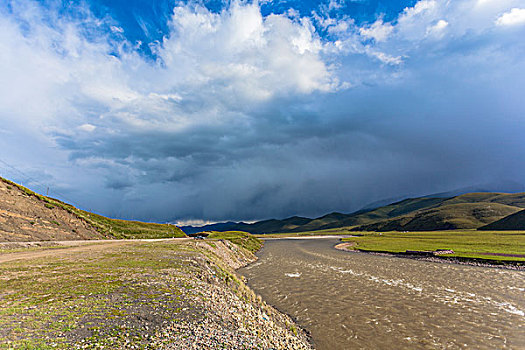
[46,187,49,196]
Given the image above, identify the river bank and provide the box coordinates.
[334,242,525,270]
[0,238,312,349]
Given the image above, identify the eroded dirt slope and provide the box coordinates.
[0,178,103,242]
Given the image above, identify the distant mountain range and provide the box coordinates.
[180,192,525,234]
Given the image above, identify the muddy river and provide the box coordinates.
[238,238,525,349]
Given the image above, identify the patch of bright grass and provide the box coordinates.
[340,230,525,262]
[0,241,203,348]
[79,212,187,239]
[207,231,262,253]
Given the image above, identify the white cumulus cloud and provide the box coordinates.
[159,3,339,97]
[496,8,525,26]
[78,124,96,132]
[359,19,394,42]
[426,19,448,37]
[0,0,524,222]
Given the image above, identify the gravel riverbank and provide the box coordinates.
[149,240,313,349]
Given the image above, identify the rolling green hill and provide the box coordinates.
[352,202,521,231]
[304,197,449,231]
[440,192,525,207]
[239,216,311,233]
[478,209,525,230]
[182,192,525,234]
[350,193,525,232]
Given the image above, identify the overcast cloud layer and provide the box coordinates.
[1,0,524,223]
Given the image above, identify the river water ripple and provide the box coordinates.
[238,238,525,349]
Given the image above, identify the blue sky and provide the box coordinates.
[30,0,419,57]
[88,0,418,51]
[1,0,525,224]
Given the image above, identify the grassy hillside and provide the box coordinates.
[310,197,449,231]
[183,192,525,234]
[182,197,453,234]
[80,212,185,239]
[0,177,186,240]
[443,192,525,207]
[234,217,311,235]
[352,203,521,232]
[207,231,263,253]
[331,193,525,232]
[479,210,525,230]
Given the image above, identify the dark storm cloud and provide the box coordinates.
[1,0,524,223]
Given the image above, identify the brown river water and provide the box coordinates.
[238,238,525,349]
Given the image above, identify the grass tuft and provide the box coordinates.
[206,231,262,253]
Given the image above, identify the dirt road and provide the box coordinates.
[0,237,192,263]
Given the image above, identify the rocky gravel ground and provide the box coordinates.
[0,239,312,349]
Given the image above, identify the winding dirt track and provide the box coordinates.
[0,238,192,264]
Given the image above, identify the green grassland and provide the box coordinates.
[207,231,263,253]
[0,241,193,348]
[80,212,185,239]
[0,237,264,349]
[341,230,525,262]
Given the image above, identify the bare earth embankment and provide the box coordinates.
[0,177,186,241]
[0,178,103,242]
[0,238,312,349]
